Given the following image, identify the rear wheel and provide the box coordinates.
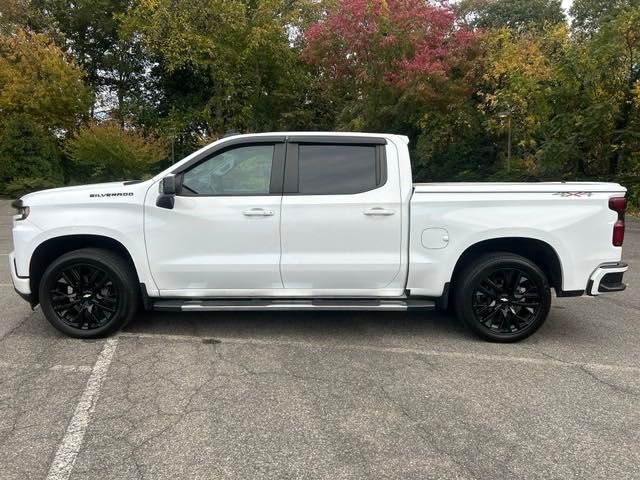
[453,253,551,342]
[39,248,139,338]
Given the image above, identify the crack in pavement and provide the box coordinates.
[378,384,480,479]
[528,349,639,398]
[0,361,92,373]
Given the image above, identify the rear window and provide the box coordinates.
[297,145,379,195]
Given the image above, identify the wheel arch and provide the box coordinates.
[449,237,563,298]
[29,235,140,305]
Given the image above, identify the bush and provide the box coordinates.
[65,122,166,182]
[3,177,61,197]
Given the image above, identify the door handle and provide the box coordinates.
[364,207,395,216]
[243,208,274,217]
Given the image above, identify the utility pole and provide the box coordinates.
[170,128,176,164]
[498,111,512,172]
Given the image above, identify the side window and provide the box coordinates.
[297,144,381,195]
[181,144,274,195]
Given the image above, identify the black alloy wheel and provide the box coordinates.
[39,248,139,338]
[471,268,541,334]
[49,263,119,330]
[454,252,552,342]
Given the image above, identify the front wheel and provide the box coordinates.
[39,248,139,338]
[453,253,551,342]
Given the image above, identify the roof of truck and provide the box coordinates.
[223,131,409,143]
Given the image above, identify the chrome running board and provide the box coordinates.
[152,298,436,312]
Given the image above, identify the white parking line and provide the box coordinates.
[119,331,640,374]
[46,337,118,480]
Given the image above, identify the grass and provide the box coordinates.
[627,205,640,219]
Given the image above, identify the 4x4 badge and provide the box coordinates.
[554,192,592,197]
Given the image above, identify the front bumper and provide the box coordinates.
[8,252,33,305]
[587,262,628,296]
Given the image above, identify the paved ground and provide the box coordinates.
[0,199,638,480]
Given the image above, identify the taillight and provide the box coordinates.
[609,197,626,246]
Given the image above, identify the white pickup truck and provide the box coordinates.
[9,132,629,341]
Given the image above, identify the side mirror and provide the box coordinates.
[161,175,176,195]
[157,175,176,209]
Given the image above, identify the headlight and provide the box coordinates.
[11,199,29,221]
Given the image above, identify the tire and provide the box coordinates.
[39,248,139,338]
[453,252,551,342]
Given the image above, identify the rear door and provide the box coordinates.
[280,137,403,293]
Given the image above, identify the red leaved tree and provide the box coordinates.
[303,0,479,104]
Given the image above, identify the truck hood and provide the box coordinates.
[19,180,151,207]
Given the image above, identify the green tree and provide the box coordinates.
[8,0,149,122]
[123,0,322,140]
[589,7,640,175]
[65,121,166,182]
[570,0,640,35]
[477,26,570,176]
[0,115,64,195]
[457,0,565,32]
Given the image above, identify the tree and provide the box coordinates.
[457,0,565,32]
[304,0,477,90]
[302,0,479,129]
[302,0,482,180]
[123,0,322,139]
[10,0,149,122]
[0,30,91,131]
[570,0,640,35]
[0,115,64,195]
[65,122,166,182]
[0,30,91,193]
[589,7,640,175]
[0,0,41,35]
[478,28,553,175]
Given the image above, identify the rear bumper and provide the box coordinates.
[8,252,33,305]
[587,262,628,296]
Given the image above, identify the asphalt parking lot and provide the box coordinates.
[0,199,638,480]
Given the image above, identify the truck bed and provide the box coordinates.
[413,182,625,193]
[406,181,625,297]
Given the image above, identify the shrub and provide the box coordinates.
[3,177,61,197]
[65,122,167,182]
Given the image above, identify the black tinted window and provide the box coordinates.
[298,145,378,194]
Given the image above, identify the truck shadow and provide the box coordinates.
[122,309,477,343]
[19,304,587,345]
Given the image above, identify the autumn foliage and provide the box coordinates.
[0,0,639,204]
[303,0,478,91]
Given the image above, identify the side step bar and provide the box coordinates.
[153,298,436,312]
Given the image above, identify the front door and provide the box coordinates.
[280,139,403,293]
[145,140,285,295]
